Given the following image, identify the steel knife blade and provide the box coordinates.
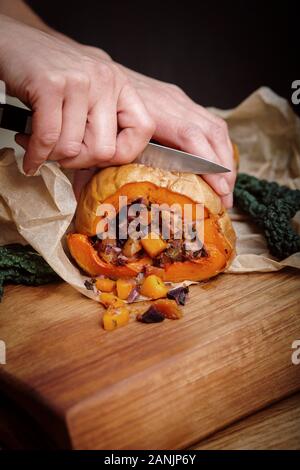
[137,142,230,174]
[0,86,230,174]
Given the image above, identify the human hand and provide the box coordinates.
[0,16,154,175]
[118,65,236,208]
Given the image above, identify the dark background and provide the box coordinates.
[27,0,296,113]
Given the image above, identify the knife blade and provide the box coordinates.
[0,94,230,174]
[137,142,230,174]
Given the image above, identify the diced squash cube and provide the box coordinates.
[122,238,142,258]
[153,299,182,319]
[103,305,130,331]
[95,278,116,293]
[99,292,124,308]
[140,274,168,299]
[141,232,168,258]
[116,278,136,300]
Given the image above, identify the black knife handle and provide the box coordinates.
[0,103,32,134]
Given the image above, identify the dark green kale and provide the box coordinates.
[0,244,60,301]
[234,173,300,259]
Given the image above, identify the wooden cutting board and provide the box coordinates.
[0,269,300,449]
[192,392,300,450]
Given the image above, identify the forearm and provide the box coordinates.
[0,0,82,49]
[0,0,50,32]
[0,0,111,61]
[0,2,235,203]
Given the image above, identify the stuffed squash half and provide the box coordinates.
[67,164,236,284]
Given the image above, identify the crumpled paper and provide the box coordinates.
[0,87,299,301]
[210,87,300,272]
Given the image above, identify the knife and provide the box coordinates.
[0,94,230,175]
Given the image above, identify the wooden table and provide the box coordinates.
[0,269,299,449]
[193,392,300,450]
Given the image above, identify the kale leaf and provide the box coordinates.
[234,173,300,259]
[0,244,59,301]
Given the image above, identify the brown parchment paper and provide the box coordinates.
[211,87,300,272]
[0,87,299,302]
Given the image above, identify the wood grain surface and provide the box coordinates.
[193,392,300,450]
[0,269,300,449]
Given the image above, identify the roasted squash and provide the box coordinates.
[141,232,168,258]
[116,278,136,300]
[122,238,142,258]
[67,233,152,278]
[153,299,182,319]
[68,164,236,284]
[95,277,116,293]
[140,274,169,299]
[99,292,124,308]
[103,305,130,331]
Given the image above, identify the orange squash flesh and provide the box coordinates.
[67,233,152,278]
[158,244,226,282]
[67,226,228,282]
[153,299,182,319]
[103,305,130,331]
[95,278,116,292]
[67,181,233,282]
[140,274,168,299]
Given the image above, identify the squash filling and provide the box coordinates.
[90,197,207,268]
[68,189,232,283]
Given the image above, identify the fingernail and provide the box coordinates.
[219,177,230,195]
[25,168,36,176]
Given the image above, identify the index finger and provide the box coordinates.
[112,84,155,164]
[23,94,63,174]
